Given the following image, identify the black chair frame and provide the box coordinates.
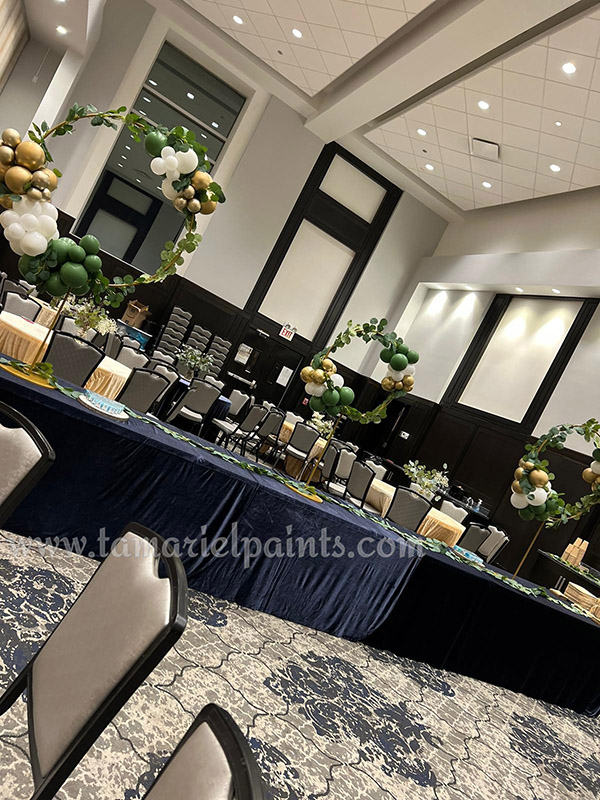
[0,522,188,800]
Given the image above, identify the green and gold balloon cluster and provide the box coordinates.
[300,357,355,417]
[379,338,419,394]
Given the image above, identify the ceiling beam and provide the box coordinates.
[305,0,600,142]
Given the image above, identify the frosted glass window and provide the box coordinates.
[86,211,137,260]
[534,304,600,455]
[460,297,581,422]
[320,156,386,222]
[260,221,355,339]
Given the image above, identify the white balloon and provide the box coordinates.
[388,369,404,382]
[5,222,25,241]
[305,382,317,396]
[161,179,178,200]
[37,215,57,238]
[150,157,166,175]
[20,213,39,232]
[331,373,344,388]
[527,487,547,507]
[404,364,416,376]
[20,199,42,216]
[10,240,24,255]
[21,231,48,256]
[41,202,58,220]
[510,492,529,509]
[51,231,59,240]
[164,155,179,171]
[176,148,198,174]
[312,384,326,398]
[0,210,18,228]
[161,146,176,159]
[591,460,600,475]
[166,169,180,181]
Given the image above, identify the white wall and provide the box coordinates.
[0,39,62,134]
[184,96,323,308]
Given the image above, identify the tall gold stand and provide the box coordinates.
[512,521,545,579]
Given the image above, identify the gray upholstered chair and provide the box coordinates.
[214,405,269,451]
[385,486,431,531]
[60,317,96,342]
[273,421,319,477]
[440,499,469,524]
[3,291,42,321]
[331,448,357,484]
[236,409,284,460]
[477,527,509,563]
[104,331,123,359]
[151,349,176,365]
[0,523,188,800]
[227,389,250,418]
[167,379,221,426]
[43,332,104,386]
[117,368,170,413]
[0,401,55,527]
[329,461,375,509]
[117,345,150,370]
[205,375,225,390]
[212,336,231,349]
[0,278,28,300]
[121,335,141,350]
[151,363,179,401]
[315,443,339,490]
[144,703,265,800]
[457,524,489,553]
[365,459,387,481]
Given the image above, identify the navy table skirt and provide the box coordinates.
[1,366,599,716]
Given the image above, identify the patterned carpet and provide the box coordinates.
[0,531,598,800]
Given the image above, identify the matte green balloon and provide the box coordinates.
[519,507,535,521]
[51,238,71,264]
[326,405,341,417]
[396,342,409,355]
[144,130,168,157]
[60,261,88,288]
[593,448,600,461]
[80,234,100,255]
[533,502,547,516]
[322,388,340,407]
[45,273,68,297]
[18,255,31,277]
[71,282,90,296]
[390,353,408,371]
[407,349,420,364]
[380,347,394,363]
[68,244,86,263]
[338,386,355,405]
[84,254,102,274]
[309,396,325,412]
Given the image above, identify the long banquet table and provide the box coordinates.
[1,365,599,716]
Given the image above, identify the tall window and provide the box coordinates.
[76,43,245,270]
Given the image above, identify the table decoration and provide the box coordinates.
[509,419,600,578]
[402,460,449,500]
[308,411,334,437]
[77,390,128,420]
[0,102,226,386]
[176,345,213,380]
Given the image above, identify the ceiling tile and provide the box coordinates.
[404,0,433,13]
[432,85,466,112]
[382,130,413,153]
[433,106,468,134]
[411,140,441,162]
[543,80,589,116]
[437,128,470,153]
[405,103,436,124]
[502,44,548,78]
[441,148,471,171]
[534,172,571,195]
[538,132,579,162]
[297,0,337,26]
[368,6,408,38]
[421,173,447,192]
[388,149,418,170]
[276,62,310,86]
[332,0,375,34]
[291,43,328,71]
[415,155,444,177]
[195,1,233,27]
[502,99,541,130]
[575,142,600,171]
[501,144,538,171]
[342,30,378,59]
[241,0,272,12]
[579,117,600,146]
[321,50,353,75]
[502,123,540,152]
[445,180,474,200]
[443,164,473,187]
[503,71,545,105]
[545,48,595,89]
[406,120,438,143]
[540,108,584,141]
[548,17,600,57]
[233,30,271,58]
[303,67,332,91]
[262,37,299,65]
[536,154,574,182]
[572,162,600,186]
[463,68,503,97]
[365,129,385,145]
[308,22,350,55]
[470,156,502,180]
[474,187,502,205]
[586,91,600,121]
[466,116,502,143]
[381,116,410,136]
[247,11,287,39]
[502,164,536,189]
[269,0,305,18]
[502,182,535,201]
[449,196,475,210]
[465,89,502,121]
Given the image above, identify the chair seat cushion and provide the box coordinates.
[348,496,363,508]
[213,420,236,433]
[180,408,204,422]
[362,502,380,514]
[328,482,345,497]
[286,445,310,460]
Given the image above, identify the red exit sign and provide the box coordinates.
[279,324,296,341]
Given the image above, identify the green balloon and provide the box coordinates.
[322,388,340,407]
[71,282,90,296]
[327,405,341,417]
[79,234,100,255]
[396,342,409,355]
[18,255,31,277]
[144,130,168,157]
[390,353,408,371]
[338,386,355,405]
[593,448,600,461]
[45,273,68,297]
[533,502,547,516]
[519,507,535,521]
[68,244,86,263]
[309,396,325,412]
[51,238,71,264]
[546,498,559,513]
[84,254,102,274]
[380,348,394,363]
[60,261,88,288]
[407,350,420,364]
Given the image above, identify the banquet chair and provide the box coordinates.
[117,346,150,370]
[3,291,42,321]
[284,411,303,426]
[329,461,375,509]
[213,405,269,451]
[117,369,170,413]
[440,499,469,524]
[0,401,55,527]
[385,486,431,531]
[43,332,104,386]
[478,527,509,564]
[121,335,141,350]
[342,442,359,454]
[212,336,231,350]
[0,522,188,800]
[365,459,387,481]
[59,317,96,342]
[227,389,250,419]
[457,524,490,554]
[151,363,179,401]
[152,349,176,365]
[330,448,357,487]
[311,443,339,490]
[1,279,28,301]
[205,375,225,390]
[144,703,265,800]
[167,379,221,429]
[272,422,319,477]
[104,331,123,359]
[238,409,285,460]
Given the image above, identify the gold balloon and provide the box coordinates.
[31,169,50,190]
[187,198,201,214]
[42,188,52,201]
[15,141,45,171]
[4,165,32,194]
[173,197,187,212]
[200,200,217,215]
[27,187,42,201]
[182,185,195,199]
[42,168,58,191]
[529,469,549,487]
[514,467,524,480]
[0,163,7,181]
[322,358,335,373]
[381,377,396,392]
[404,384,413,392]
[191,170,212,191]
[312,369,326,384]
[512,480,524,494]
[403,375,415,388]
[1,128,21,148]
[394,381,404,390]
[0,196,13,209]
[300,366,314,383]
[519,460,535,470]
[0,145,14,166]
[582,468,595,484]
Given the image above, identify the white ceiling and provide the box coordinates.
[367,7,600,209]
[186,0,435,95]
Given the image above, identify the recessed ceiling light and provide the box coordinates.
[139,109,147,115]
[211,121,219,128]
[233,15,243,24]
[417,128,427,136]
[477,99,490,110]
[56,25,67,35]
[552,288,561,294]
[136,178,142,183]
[549,163,561,172]
[143,96,151,103]
[555,120,562,127]
[187,92,195,100]
[515,287,524,293]
[117,163,123,168]
[425,163,434,171]
[200,133,207,139]
[291,28,303,38]
[125,145,131,151]
[120,155,127,160]
[148,79,158,86]
[562,62,576,74]
[482,181,492,188]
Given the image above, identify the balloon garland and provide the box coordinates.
[300,318,420,424]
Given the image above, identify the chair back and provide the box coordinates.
[145,704,265,800]
[60,317,96,342]
[117,346,150,370]
[238,405,269,433]
[212,336,231,349]
[104,331,122,359]
[365,459,386,481]
[386,487,431,530]
[1,278,27,299]
[184,380,221,415]
[0,523,187,799]
[346,461,375,506]
[151,363,179,400]
[478,528,508,563]
[334,448,357,480]
[43,331,104,386]
[228,389,249,417]
[0,401,55,526]
[117,369,170,413]
[288,421,319,456]
[458,524,490,553]
[284,411,303,426]
[205,375,225,390]
[440,499,469,523]
[255,409,284,440]
[343,442,359,453]
[152,349,175,365]
[320,444,338,481]
[3,291,41,320]
[121,335,141,350]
